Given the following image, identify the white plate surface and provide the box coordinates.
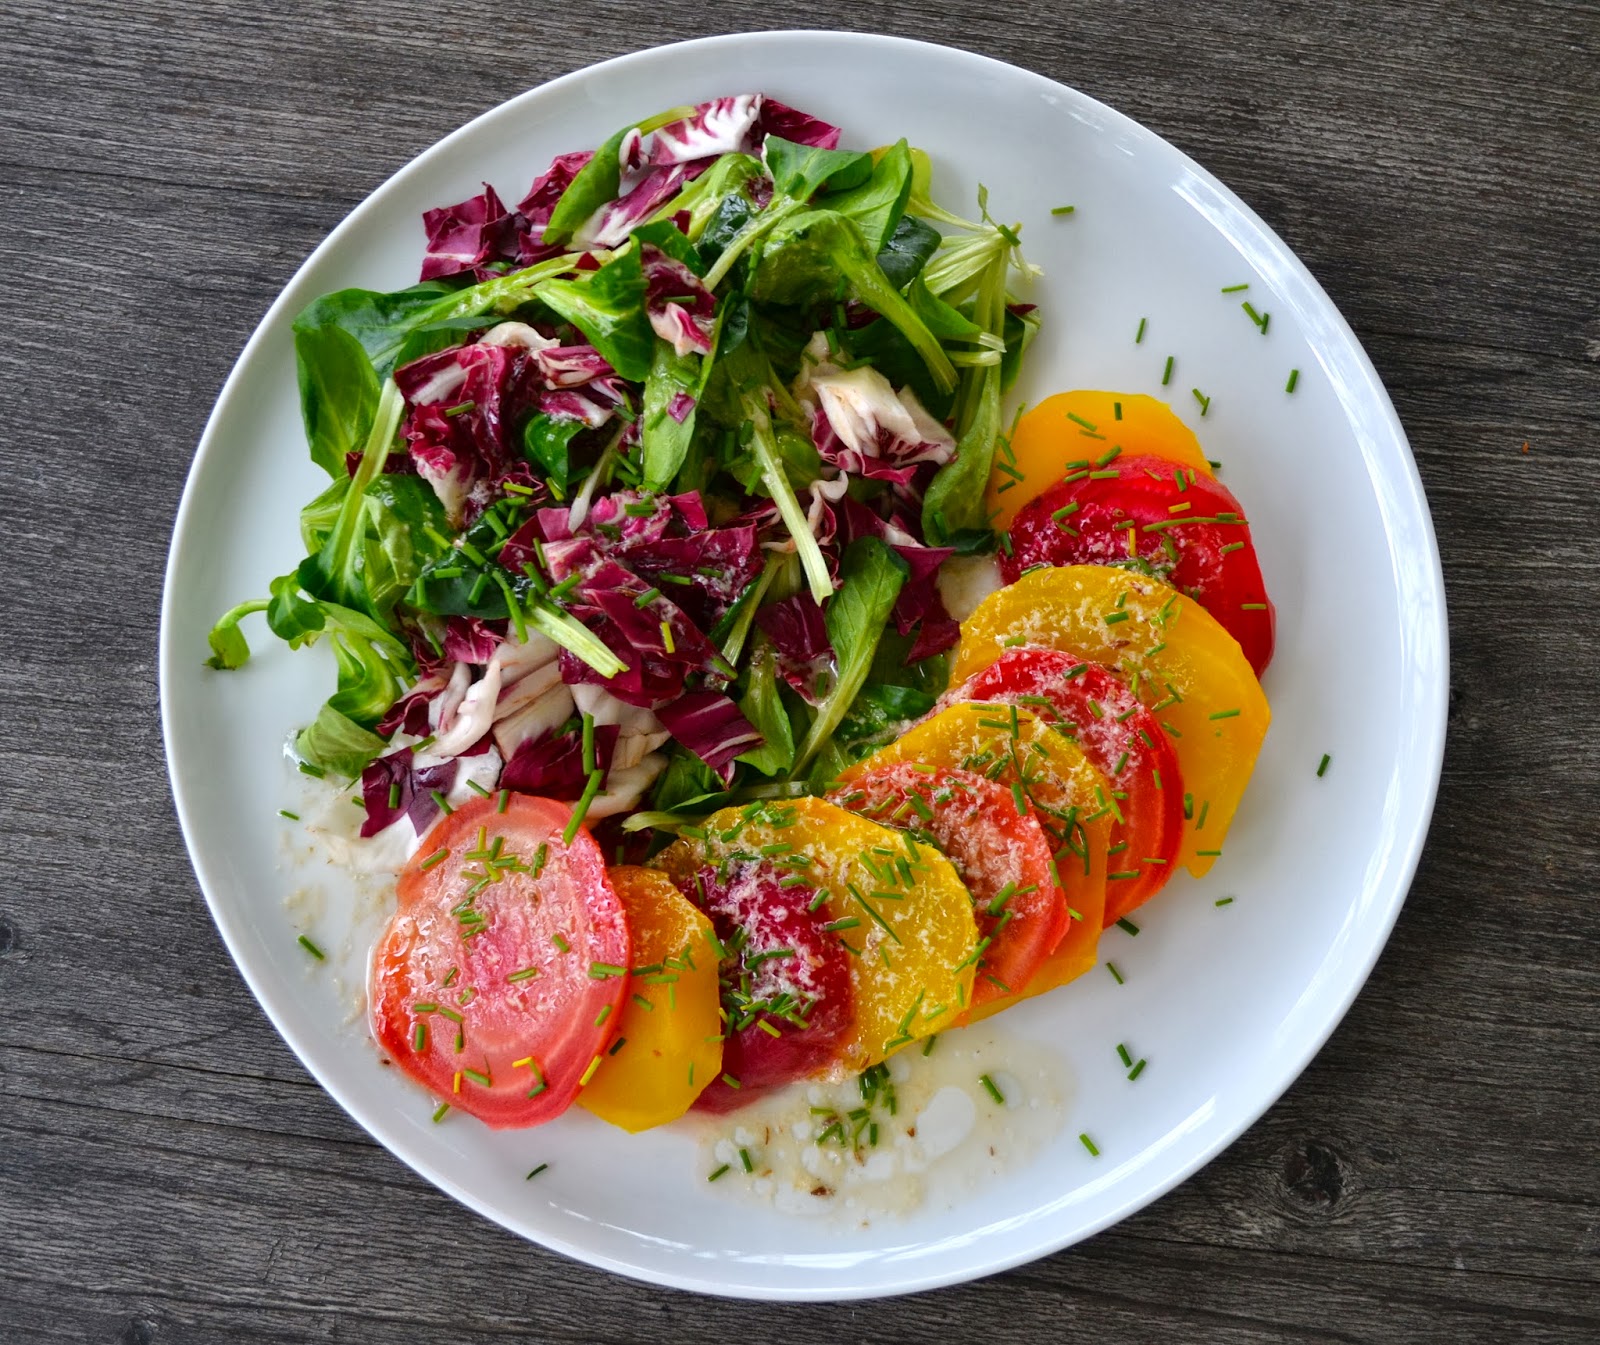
[160,31,1448,1300]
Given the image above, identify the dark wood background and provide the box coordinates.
[4,1,1597,1340]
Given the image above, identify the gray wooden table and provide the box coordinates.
[4,2,1597,1340]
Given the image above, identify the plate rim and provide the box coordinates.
[158,28,1449,1301]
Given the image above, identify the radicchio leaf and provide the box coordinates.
[360,752,459,837]
[441,615,504,665]
[651,95,764,164]
[641,244,717,357]
[419,183,520,282]
[654,691,763,785]
[757,98,842,150]
[501,722,619,796]
[395,342,521,522]
[755,594,837,705]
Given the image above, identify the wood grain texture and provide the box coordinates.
[3,0,1598,1340]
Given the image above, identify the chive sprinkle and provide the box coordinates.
[1317,753,1332,777]
[1115,917,1140,936]
[1286,368,1300,394]
[739,1147,755,1173]
[277,809,300,821]
[1215,897,1234,907]
[297,935,325,960]
[1192,388,1211,416]
[1127,1058,1148,1081]
[1221,282,1249,293]
[1117,1043,1133,1067]
[1209,708,1241,720]
[979,1073,1006,1105]
[1107,962,1125,985]
[1051,204,1076,215]
[506,967,539,983]
[1161,355,1174,385]
[1080,1133,1100,1157]
[431,1103,450,1123]
[466,779,491,798]
[707,1163,731,1182]
[526,1163,549,1180]
[420,847,449,871]
[1135,317,1148,344]
[296,760,325,778]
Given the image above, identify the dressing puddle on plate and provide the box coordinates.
[696,1026,1068,1223]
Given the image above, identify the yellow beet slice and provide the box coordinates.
[841,702,1110,1013]
[655,798,977,1074]
[987,390,1213,527]
[576,866,722,1132]
[952,565,1269,877]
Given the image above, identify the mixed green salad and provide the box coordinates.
[207,93,1040,850]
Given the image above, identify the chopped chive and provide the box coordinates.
[1161,355,1174,385]
[297,935,325,960]
[1127,1058,1148,1081]
[1221,282,1249,293]
[739,1147,755,1173]
[588,961,626,979]
[1192,388,1211,416]
[497,789,509,813]
[552,933,570,953]
[412,1023,427,1052]
[579,1055,602,1086]
[506,967,540,983]
[1080,1132,1100,1157]
[1197,848,1223,857]
[922,1033,938,1057]
[1286,368,1300,393]
[1050,204,1076,216]
[563,769,603,845]
[462,1067,492,1088]
[721,1073,742,1090]
[1117,1043,1133,1067]
[525,1163,549,1180]
[387,781,401,809]
[465,779,491,798]
[1215,896,1234,907]
[1135,317,1148,344]
[1107,962,1124,985]
[1317,753,1332,777]
[277,809,300,821]
[607,1036,627,1056]
[1115,917,1140,936]
[593,1005,612,1027]
[429,790,453,815]
[431,1103,450,1123]
[1209,708,1241,720]
[979,1073,1006,1105]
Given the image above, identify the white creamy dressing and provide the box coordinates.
[693,1024,1069,1223]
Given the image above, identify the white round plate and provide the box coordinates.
[160,31,1447,1300]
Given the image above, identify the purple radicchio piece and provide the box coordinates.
[653,691,764,785]
[755,594,837,706]
[650,95,765,164]
[806,363,956,486]
[755,97,842,150]
[515,150,594,263]
[360,752,459,838]
[441,615,505,665]
[419,182,521,282]
[573,161,706,249]
[500,722,619,797]
[641,245,716,357]
[395,342,522,523]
